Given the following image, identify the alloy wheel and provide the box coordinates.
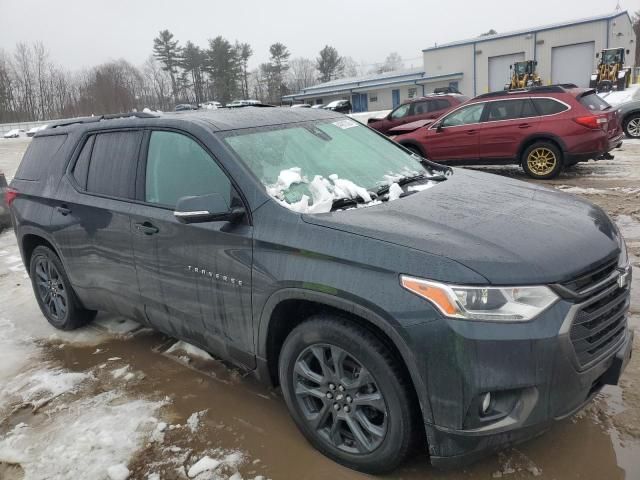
[627,117,640,137]
[527,147,557,176]
[293,344,388,454]
[34,257,68,321]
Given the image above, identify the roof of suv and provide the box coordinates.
[44,107,344,136]
[471,84,590,102]
[400,93,468,105]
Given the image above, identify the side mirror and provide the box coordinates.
[510,65,513,70]
[626,49,630,55]
[435,122,444,132]
[596,53,600,58]
[174,193,244,224]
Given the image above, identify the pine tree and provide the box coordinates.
[267,43,290,103]
[316,46,343,83]
[152,30,181,101]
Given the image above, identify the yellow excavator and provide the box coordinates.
[505,60,542,90]
[589,48,632,92]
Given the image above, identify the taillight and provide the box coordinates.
[574,115,607,130]
[4,187,18,206]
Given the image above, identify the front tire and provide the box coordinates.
[521,141,563,179]
[278,315,418,474]
[623,113,640,138]
[29,245,96,330]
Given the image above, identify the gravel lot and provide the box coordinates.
[0,137,639,480]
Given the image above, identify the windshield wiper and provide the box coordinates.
[376,173,445,196]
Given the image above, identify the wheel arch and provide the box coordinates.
[397,140,427,157]
[517,134,566,165]
[256,288,434,424]
[622,109,640,124]
[19,228,65,272]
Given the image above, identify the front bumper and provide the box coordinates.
[426,327,633,469]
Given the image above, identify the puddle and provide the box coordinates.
[38,330,640,480]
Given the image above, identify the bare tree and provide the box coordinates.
[287,57,318,92]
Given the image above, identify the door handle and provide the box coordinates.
[135,222,159,235]
[56,205,71,216]
[466,129,477,135]
[518,123,531,129]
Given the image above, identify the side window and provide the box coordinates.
[430,99,451,112]
[533,98,569,116]
[412,102,429,115]
[145,131,231,207]
[72,135,95,189]
[15,135,67,181]
[520,98,537,118]
[86,131,142,198]
[441,103,485,127]
[484,100,525,122]
[390,103,411,120]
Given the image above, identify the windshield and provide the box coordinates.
[514,63,528,75]
[223,118,436,213]
[602,50,622,65]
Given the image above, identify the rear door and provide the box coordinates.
[425,102,485,161]
[476,98,540,159]
[52,129,142,318]
[131,129,254,363]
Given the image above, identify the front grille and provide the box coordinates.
[561,258,630,368]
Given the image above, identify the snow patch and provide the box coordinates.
[111,365,130,379]
[188,456,221,477]
[388,183,403,201]
[166,341,212,362]
[0,390,164,479]
[187,410,208,433]
[107,463,130,480]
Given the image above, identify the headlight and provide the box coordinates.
[400,275,558,321]
[618,237,628,268]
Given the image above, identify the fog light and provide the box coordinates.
[480,392,491,415]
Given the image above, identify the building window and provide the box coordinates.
[408,87,417,99]
[369,94,378,103]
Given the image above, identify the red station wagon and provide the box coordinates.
[367,93,468,135]
[392,85,623,179]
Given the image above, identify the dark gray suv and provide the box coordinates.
[6,108,633,473]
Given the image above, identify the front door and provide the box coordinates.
[131,130,254,365]
[351,93,368,113]
[425,102,485,161]
[392,89,400,108]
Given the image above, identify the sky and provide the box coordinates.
[0,0,639,72]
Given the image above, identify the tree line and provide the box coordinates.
[0,31,406,123]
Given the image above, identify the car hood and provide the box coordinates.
[302,169,621,285]
[388,119,434,134]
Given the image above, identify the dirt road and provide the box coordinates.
[0,137,638,480]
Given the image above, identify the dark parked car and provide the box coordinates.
[175,104,198,111]
[617,97,640,138]
[7,108,633,473]
[393,85,624,179]
[368,94,468,135]
[323,99,351,113]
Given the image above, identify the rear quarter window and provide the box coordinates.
[14,135,67,181]
[579,93,611,112]
[532,98,569,116]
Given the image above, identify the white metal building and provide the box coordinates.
[283,10,636,111]
[423,10,636,96]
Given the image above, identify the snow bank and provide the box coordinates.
[166,340,212,362]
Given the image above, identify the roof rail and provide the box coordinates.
[50,111,160,129]
[475,83,580,99]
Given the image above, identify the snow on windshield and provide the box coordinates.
[266,166,433,214]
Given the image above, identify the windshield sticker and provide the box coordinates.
[332,119,358,130]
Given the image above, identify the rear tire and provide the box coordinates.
[623,113,640,139]
[521,141,563,179]
[278,315,418,474]
[29,245,96,330]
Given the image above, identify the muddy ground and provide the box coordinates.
[0,137,639,480]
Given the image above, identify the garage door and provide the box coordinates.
[488,52,525,92]
[551,42,595,87]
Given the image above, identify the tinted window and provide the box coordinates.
[521,98,537,118]
[72,135,95,189]
[145,131,231,207]
[579,93,611,112]
[441,103,485,127]
[391,103,411,120]
[484,99,535,121]
[86,131,142,198]
[429,99,451,112]
[411,102,429,115]
[533,98,569,116]
[14,135,67,181]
